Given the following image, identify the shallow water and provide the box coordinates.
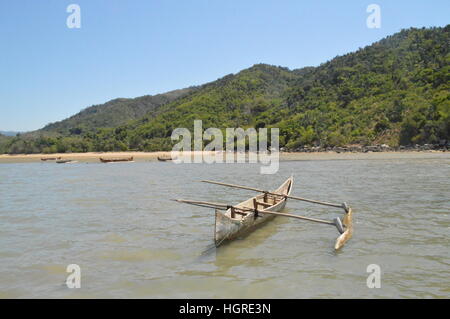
[0,153,449,298]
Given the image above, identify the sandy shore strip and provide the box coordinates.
[0,150,448,163]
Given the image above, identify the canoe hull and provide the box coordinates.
[214,177,293,246]
[56,159,74,164]
[99,157,134,163]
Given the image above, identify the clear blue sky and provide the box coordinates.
[0,0,448,131]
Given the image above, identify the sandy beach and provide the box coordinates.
[0,150,447,163]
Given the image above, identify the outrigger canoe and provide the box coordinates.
[215,177,293,246]
[175,177,353,250]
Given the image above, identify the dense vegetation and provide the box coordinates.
[0,134,10,154]
[2,26,449,154]
[38,87,195,136]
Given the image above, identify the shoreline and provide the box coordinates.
[0,150,448,163]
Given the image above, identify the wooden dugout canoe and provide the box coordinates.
[41,157,61,161]
[157,156,173,162]
[214,176,293,246]
[99,156,134,163]
[56,159,75,164]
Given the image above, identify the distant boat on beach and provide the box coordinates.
[41,157,62,161]
[56,159,76,164]
[99,156,134,163]
[157,156,173,162]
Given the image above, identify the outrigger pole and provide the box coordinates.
[201,180,349,212]
[174,199,339,228]
[174,198,353,250]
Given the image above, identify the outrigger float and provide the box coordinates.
[175,177,353,250]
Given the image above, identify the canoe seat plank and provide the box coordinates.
[255,201,272,207]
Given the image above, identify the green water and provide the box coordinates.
[0,153,449,298]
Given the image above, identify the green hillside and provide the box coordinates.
[2,25,449,154]
[36,87,196,136]
[278,26,449,148]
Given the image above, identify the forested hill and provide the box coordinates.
[1,25,448,154]
[37,87,196,136]
[275,25,449,148]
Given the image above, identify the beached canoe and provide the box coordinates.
[99,156,134,163]
[56,159,75,164]
[157,156,172,162]
[214,176,293,246]
[41,157,61,161]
